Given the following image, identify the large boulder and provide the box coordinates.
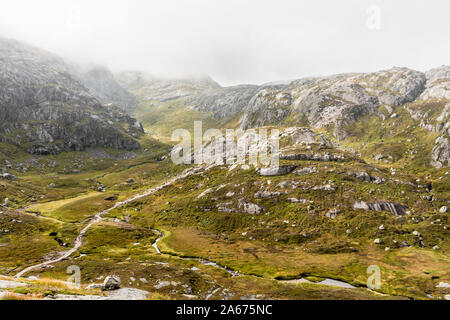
[238,199,263,215]
[259,166,297,176]
[102,275,121,291]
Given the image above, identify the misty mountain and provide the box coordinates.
[116,71,221,102]
[0,36,144,155]
[80,66,138,114]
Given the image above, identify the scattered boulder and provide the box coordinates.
[3,160,12,169]
[0,173,15,180]
[399,241,411,248]
[125,178,135,184]
[436,282,450,288]
[351,171,371,182]
[296,167,318,175]
[353,201,369,210]
[313,184,335,191]
[259,166,297,176]
[374,239,382,244]
[254,191,283,199]
[287,198,309,204]
[348,171,385,184]
[277,181,297,189]
[439,206,448,213]
[238,199,263,214]
[103,275,121,291]
[280,153,344,162]
[48,183,56,188]
[325,208,340,219]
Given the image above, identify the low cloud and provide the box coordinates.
[1,0,448,86]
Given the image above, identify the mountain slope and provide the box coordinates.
[80,66,137,114]
[0,36,144,155]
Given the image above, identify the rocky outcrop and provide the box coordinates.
[102,275,121,291]
[281,127,333,146]
[431,131,450,168]
[280,153,345,162]
[420,66,450,100]
[191,67,427,141]
[347,172,385,184]
[237,68,425,139]
[259,165,297,176]
[353,201,407,216]
[189,85,262,119]
[238,199,263,214]
[0,36,143,155]
[254,191,284,199]
[240,89,292,129]
[288,68,425,139]
[408,66,450,168]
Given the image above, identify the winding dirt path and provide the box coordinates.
[15,167,203,278]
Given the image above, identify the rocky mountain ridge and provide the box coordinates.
[177,66,449,168]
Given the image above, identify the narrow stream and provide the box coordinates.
[149,228,242,277]
[148,228,358,289]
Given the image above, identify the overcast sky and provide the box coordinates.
[0,0,448,86]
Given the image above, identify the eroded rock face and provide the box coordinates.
[404,66,450,168]
[420,66,450,100]
[0,36,143,155]
[189,85,263,119]
[353,201,407,216]
[240,89,292,129]
[431,131,450,168]
[290,68,425,139]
